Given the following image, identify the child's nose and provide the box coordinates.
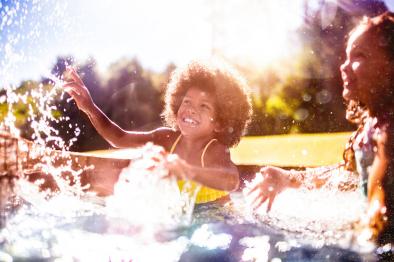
[340,61,351,80]
[340,60,350,74]
[186,104,197,114]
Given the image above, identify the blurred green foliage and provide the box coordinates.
[2,3,378,151]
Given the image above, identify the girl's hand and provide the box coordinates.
[62,67,94,113]
[366,191,387,241]
[246,166,291,212]
[163,154,194,180]
[353,197,387,242]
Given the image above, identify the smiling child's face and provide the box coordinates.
[176,87,220,139]
[340,26,393,107]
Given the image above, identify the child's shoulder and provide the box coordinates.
[204,139,232,164]
[151,127,180,151]
[209,139,228,152]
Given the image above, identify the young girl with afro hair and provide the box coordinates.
[64,60,252,203]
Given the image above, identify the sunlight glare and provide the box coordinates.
[210,0,304,69]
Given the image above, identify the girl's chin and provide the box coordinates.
[178,126,197,136]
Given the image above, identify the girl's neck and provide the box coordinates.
[180,133,216,151]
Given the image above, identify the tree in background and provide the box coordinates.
[247,0,388,135]
[48,57,164,151]
[1,1,389,150]
[104,58,162,132]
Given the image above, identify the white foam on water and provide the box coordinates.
[239,170,371,250]
[106,143,197,229]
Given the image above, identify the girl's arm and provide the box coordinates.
[63,67,172,148]
[165,144,239,191]
[366,128,389,238]
[246,164,349,211]
[75,101,170,148]
[286,164,355,190]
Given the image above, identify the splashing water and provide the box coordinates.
[106,143,200,229]
[0,1,387,260]
[0,71,201,258]
[0,2,201,259]
[0,59,380,260]
[0,55,201,259]
[239,168,373,251]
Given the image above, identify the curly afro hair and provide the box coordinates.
[162,60,252,147]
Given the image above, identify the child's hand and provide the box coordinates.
[366,195,387,240]
[62,67,94,112]
[352,198,387,244]
[245,166,291,212]
[163,154,194,181]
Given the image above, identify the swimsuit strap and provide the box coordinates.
[201,138,218,167]
[170,133,182,154]
[172,135,224,204]
[169,134,217,167]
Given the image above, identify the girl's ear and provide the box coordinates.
[214,122,224,133]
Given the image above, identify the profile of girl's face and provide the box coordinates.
[340,27,393,107]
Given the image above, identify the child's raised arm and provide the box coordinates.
[62,67,169,149]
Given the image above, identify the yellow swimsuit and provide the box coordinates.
[170,134,228,204]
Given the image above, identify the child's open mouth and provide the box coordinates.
[183,117,199,126]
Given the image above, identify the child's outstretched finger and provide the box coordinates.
[246,183,260,195]
[63,82,81,96]
[250,188,264,205]
[62,67,73,82]
[64,66,84,86]
[64,88,77,98]
[63,67,77,82]
[266,195,275,212]
[253,193,268,211]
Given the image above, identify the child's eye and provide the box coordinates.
[201,104,211,110]
[352,52,366,60]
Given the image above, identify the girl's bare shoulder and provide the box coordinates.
[204,140,234,166]
[151,127,179,151]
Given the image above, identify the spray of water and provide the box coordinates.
[240,167,372,251]
[0,71,198,260]
[106,143,199,228]
[0,2,203,260]
[0,0,385,260]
